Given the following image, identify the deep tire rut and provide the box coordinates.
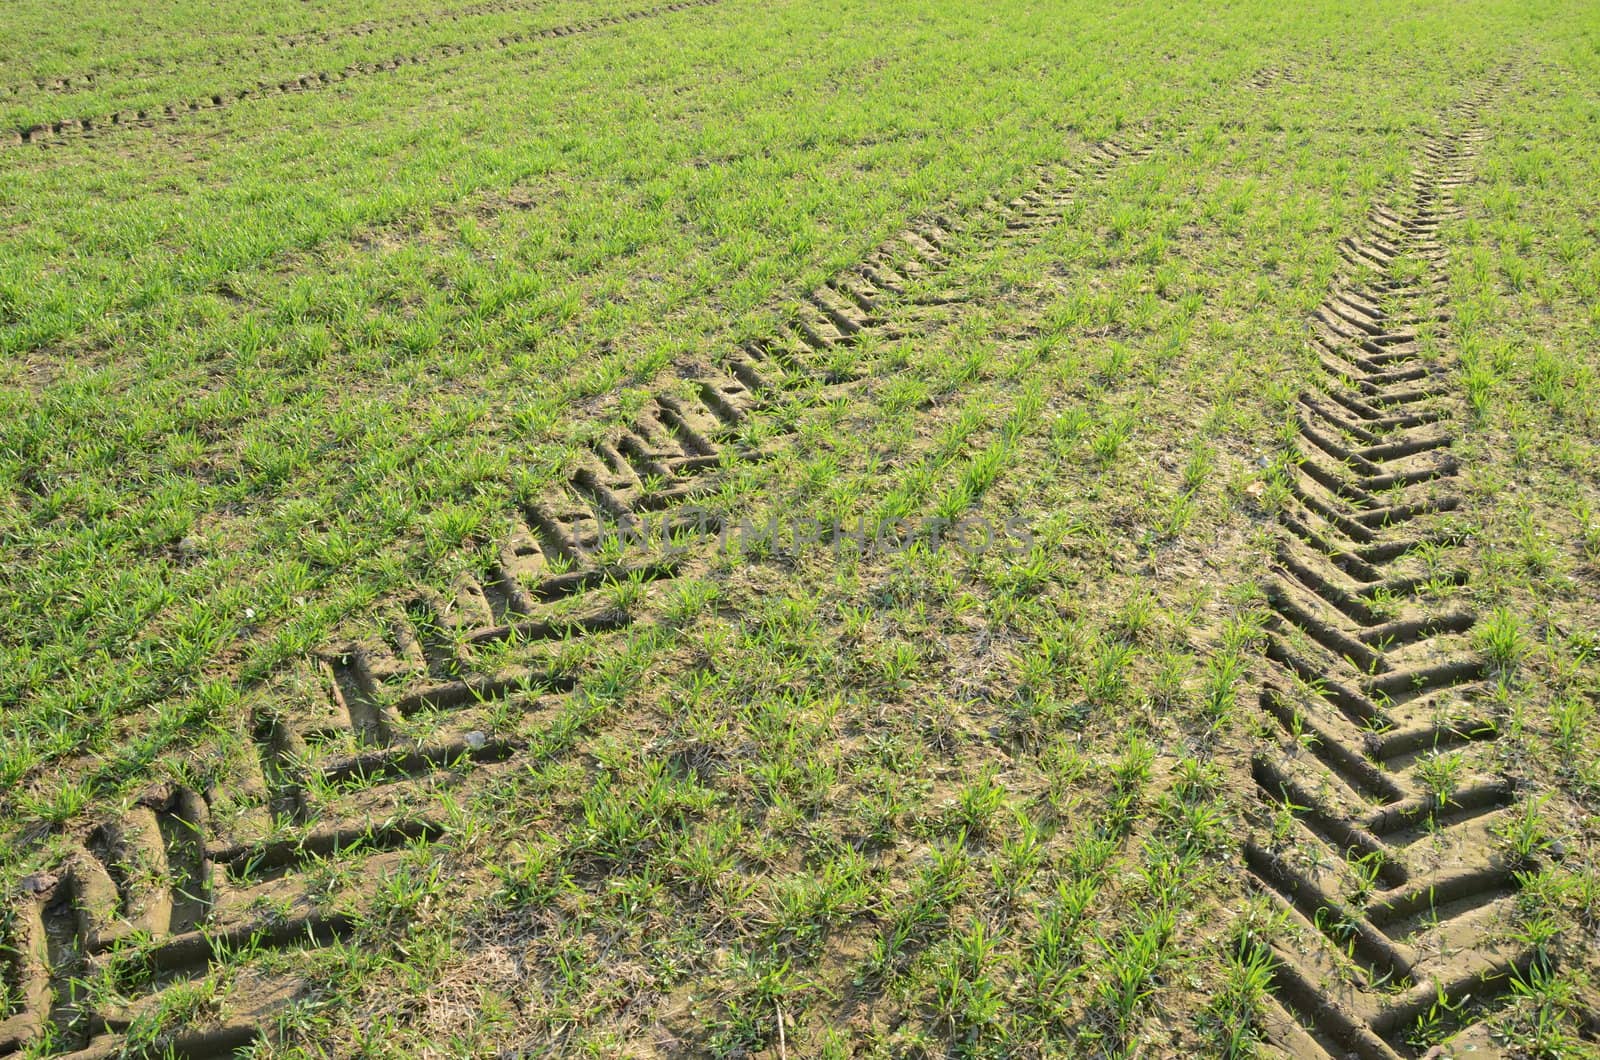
[0,782,418,1059]
[1242,79,1556,1058]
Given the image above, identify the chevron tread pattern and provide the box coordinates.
[0,783,435,1058]
[314,132,1153,757]
[1240,80,1560,1058]
[0,133,1157,1058]
[4,0,725,149]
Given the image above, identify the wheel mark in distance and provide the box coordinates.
[3,0,725,150]
[0,0,564,100]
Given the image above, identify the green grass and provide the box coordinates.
[3,0,1600,1056]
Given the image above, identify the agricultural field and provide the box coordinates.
[2,0,1600,1055]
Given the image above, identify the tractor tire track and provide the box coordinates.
[1247,66,1300,90]
[0,0,561,101]
[1236,75,1582,1057]
[2,58,1308,1051]
[2,0,723,151]
[0,783,443,1059]
[311,134,1154,777]
[0,133,1156,1059]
